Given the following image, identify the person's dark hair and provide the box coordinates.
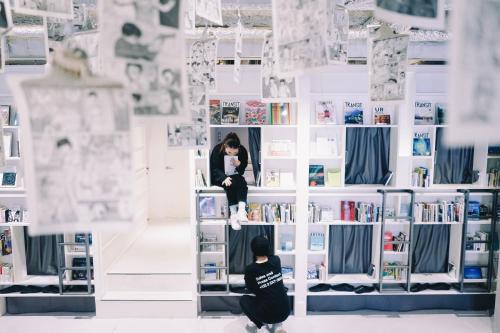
[57,138,72,148]
[220,132,241,152]
[251,236,271,257]
[122,22,142,38]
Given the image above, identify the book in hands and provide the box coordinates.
[224,155,239,176]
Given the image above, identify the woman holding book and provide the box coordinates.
[210,132,249,230]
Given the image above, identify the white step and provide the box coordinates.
[105,273,192,293]
[101,291,192,301]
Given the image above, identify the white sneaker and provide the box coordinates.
[237,209,249,223]
[230,214,241,230]
[266,323,285,333]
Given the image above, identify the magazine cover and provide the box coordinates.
[373,105,392,125]
[199,197,216,218]
[245,100,268,125]
[344,102,364,124]
[309,165,325,187]
[209,99,221,125]
[413,132,432,156]
[266,169,280,187]
[414,101,434,125]
[247,203,262,221]
[315,100,336,124]
[270,103,291,125]
[221,101,240,124]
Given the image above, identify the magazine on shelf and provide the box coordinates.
[221,101,240,124]
[244,100,267,125]
[309,232,325,251]
[269,103,291,125]
[199,197,216,218]
[373,105,392,125]
[414,101,434,125]
[247,203,262,221]
[308,165,325,187]
[435,103,446,125]
[224,155,239,176]
[344,101,364,124]
[315,100,336,124]
[326,168,341,187]
[0,106,9,126]
[413,132,432,156]
[265,169,280,187]
[209,99,222,125]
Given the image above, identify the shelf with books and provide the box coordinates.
[468,220,492,225]
[413,221,463,225]
[465,250,489,255]
[384,251,408,255]
[313,221,379,226]
[200,251,225,256]
[308,156,343,161]
[308,250,327,256]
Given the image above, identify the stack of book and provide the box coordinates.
[309,165,341,187]
[413,199,464,223]
[0,263,13,282]
[0,207,27,223]
[383,262,406,281]
[309,233,325,251]
[269,103,291,125]
[466,232,489,252]
[488,169,499,187]
[265,169,295,187]
[202,262,224,281]
[341,201,382,223]
[247,202,296,223]
[412,167,430,188]
[308,203,334,223]
[1,229,12,255]
[195,169,208,187]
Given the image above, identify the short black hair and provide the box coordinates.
[57,138,72,148]
[251,236,271,257]
[122,22,141,38]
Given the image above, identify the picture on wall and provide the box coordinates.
[10,74,135,234]
[368,27,409,102]
[447,0,500,145]
[14,0,74,19]
[6,13,48,64]
[260,33,297,101]
[272,0,329,74]
[195,0,222,26]
[47,0,97,44]
[189,37,217,93]
[101,0,188,119]
[326,3,348,64]
[0,0,13,34]
[66,31,100,74]
[375,0,445,30]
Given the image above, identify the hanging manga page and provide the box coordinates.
[326,4,349,64]
[0,0,13,34]
[185,0,195,30]
[14,0,74,19]
[9,71,135,235]
[189,37,217,93]
[47,0,98,45]
[195,0,222,25]
[375,0,445,30]
[272,0,330,74]
[260,33,297,102]
[233,18,243,84]
[368,27,409,102]
[101,0,188,120]
[446,0,500,145]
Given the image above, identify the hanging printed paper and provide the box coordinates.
[185,0,195,30]
[0,0,13,34]
[47,0,98,45]
[189,36,217,93]
[66,32,100,74]
[446,0,500,145]
[0,115,5,167]
[326,3,348,64]
[7,13,49,65]
[195,0,222,25]
[368,27,409,101]
[10,65,134,234]
[14,0,74,19]
[375,0,445,30]
[272,0,329,74]
[101,0,187,119]
[260,33,297,101]
[233,17,243,84]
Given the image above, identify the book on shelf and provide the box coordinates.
[413,132,431,156]
[343,101,364,124]
[280,234,294,252]
[200,233,218,252]
[326,168,341,187]
[388,232,408,252]
[71,257,94,280]
[269,139,294,156]
[199,197,216,218]
[412,166,430,188]
[1,172,17,187]
[413,199,465,223]
[195,169,208,187]
[339,201,382,223]
[309,232,325,251]
[466,232,489,252]
[224,155,239,176]
[269,103,291,125]
[202,262,222,281]
[372,105,392,125]
[435,103,446,125]
[315,100,336,124]
[72,233,92,252]
[0,206,25,223]
[314,136,338,156]
[340,200,355,221]
[383,262,406,281]
[307,263,319,280]
[414,101,434,125]
[249,202,296,223]
[1,229,12,255]
[247,203,262,222]
[3,132,12,158]
[0,263,13,282]
[281,266,294,279]
[467,201,481,220]
[221,101,240,124]
[309,165,325,187]
[245,100,268,125]
[488,169,499,187]
[265,169,280,187]
[0,106,9,126]
[209,99,221,125]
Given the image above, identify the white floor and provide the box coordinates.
[0,313,494,333]
[108,221,192,274]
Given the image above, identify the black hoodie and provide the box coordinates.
[210,143,249,186]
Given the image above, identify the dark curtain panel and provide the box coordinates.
[229,225,274,274]
[412,225,450,273]
[434,128,474,184]
[248,128,261,183]
[24,227,60,275]
[328,225,373,274]
[345,128,391,184]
